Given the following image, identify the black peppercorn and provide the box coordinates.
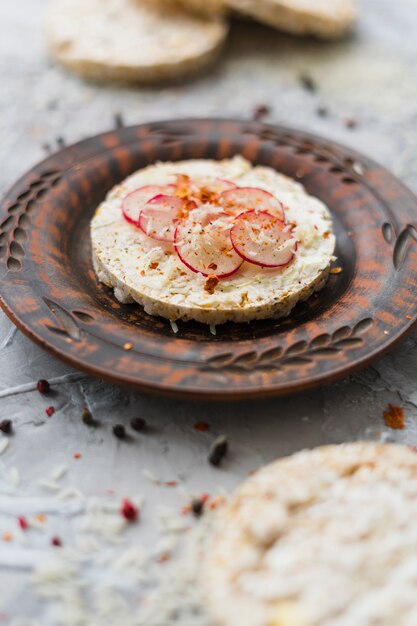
[130,417,146,432]
[208,436,228,467]
[191,498,204,518]
[113,424,126,440]
[317,106,329,118]
[81,408,97,427]
[300,74,317,93]
[0,420,13,435]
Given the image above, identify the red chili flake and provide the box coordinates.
[209,496,226,510]
[182,504,192,515]
[384,404,405,430]
[330,267,343,275]
[37,379,50,394]
[409,445,417,453]
[194,421,210,432]
[45,406,55,417]
[157,552,170,563]
[204,275,219,294]
[51,536,62,547]
[123,342,133,351]
[406,315,412,320]
[2,532,13,542]
[18,516,28,530]
[200,493,210,504]
[164,481,178,487]
[121,498,139,522]
[73,453,82,459]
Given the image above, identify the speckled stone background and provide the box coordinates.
[1,0,417,622]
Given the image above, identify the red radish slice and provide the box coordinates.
[139,195,191,243]
[231,210,296,268]
[122,184,176,226]
[175,209,243,278]
[219,187,285,220]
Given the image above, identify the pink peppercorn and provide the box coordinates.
[121,498,138,522]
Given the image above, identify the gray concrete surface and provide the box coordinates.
[1,0,417,622]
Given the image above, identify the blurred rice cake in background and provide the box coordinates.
[46,0,229,83]
[152,0,358,39]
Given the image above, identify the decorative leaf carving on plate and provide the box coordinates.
[43,297,81,342]
[202,318,373,374]
[0,170,62,272]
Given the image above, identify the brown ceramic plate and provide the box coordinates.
[0,119,417,400]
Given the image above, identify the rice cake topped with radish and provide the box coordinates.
[91,156,336,326]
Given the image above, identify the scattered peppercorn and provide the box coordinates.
[81,407,97,427]
[300,74,317,93]
[114,112,124,128]
[191,498,204,518]
[121,498,138,522]
[51,536,62,547]
[130,417,146,432]
[37,379,50,394]
[0,420,12,435]
[113,424,126,440]
[45,406,55,417]
[194,421,210,432]
[18,516,28,530]
[208,435,228,467]
[345,117,357,129]
[252,104,271,121]
[317,105,329,117]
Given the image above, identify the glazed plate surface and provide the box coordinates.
[0,119,416,399]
